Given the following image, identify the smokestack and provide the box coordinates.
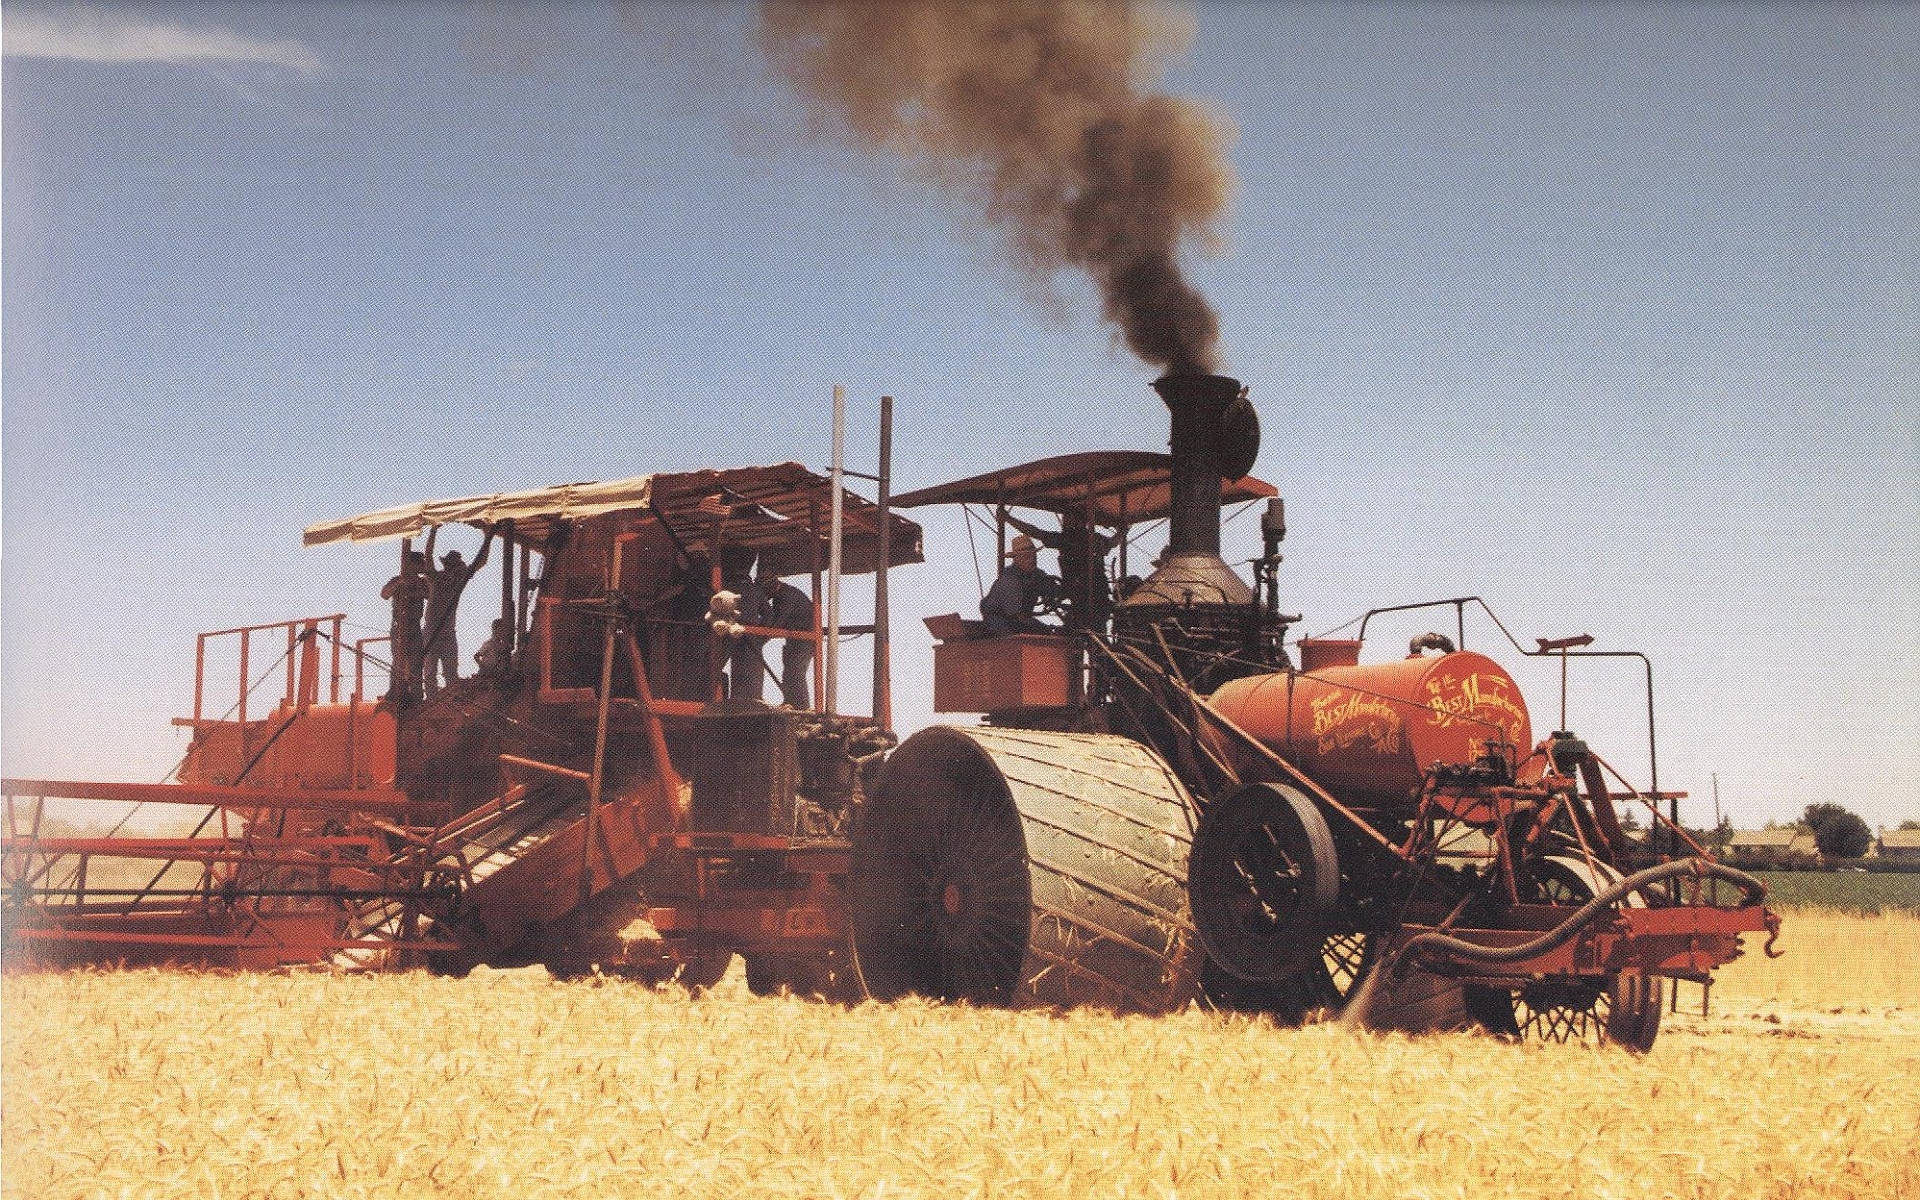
[1155,372,1239,558]
[1124,373,1257,609]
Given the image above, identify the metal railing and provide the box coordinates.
[192,614,347,726]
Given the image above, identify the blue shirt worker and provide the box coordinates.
[980,534,1061,636]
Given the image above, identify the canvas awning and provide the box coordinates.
[891,450,1276,528]
[304,463,923,577]
[304,476,659,546]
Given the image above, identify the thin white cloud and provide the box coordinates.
[3,8,324,74]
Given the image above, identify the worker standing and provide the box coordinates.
[758,559,817,709]
[420,526,494,697]
[380,545,430,705]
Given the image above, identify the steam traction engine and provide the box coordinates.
[1,377,1777,1049]
[865,373,1779,1048]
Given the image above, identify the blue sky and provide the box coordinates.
[3,1,1915,831]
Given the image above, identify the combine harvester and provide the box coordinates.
[3,377,1779,1048]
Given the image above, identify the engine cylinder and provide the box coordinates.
[1208,650,1533,808]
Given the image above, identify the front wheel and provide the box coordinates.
[1465,858,1665,1051]
[675,950,733,995]
[1187,782,1340,984]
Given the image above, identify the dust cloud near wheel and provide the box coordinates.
[850,726,1202,1014]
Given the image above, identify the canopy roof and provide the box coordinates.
[303,463,923,577]
[892,450,1276,528]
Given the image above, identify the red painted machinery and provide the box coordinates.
[3,377,1779,1050]
[5,462,921,987]
[871,373,1778,1048]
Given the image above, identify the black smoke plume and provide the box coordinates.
[757,1,1235,374]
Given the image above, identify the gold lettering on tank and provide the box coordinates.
[1310,690,1405,756]
[1423,672,1527,740]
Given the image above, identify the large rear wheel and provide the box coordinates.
[849,727,1202,1013]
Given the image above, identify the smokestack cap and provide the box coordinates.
[1151,373,1243,413]
[1153,373,1260,481]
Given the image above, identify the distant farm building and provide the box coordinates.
[1728,828,1817,865]
[1876,829,1920,861]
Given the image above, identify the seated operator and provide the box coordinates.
[1004,510,1117,630]
[473,617,513,681]
[980,534,1061,636]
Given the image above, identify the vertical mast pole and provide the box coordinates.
[581,612,616,906]
[827,384,845,715]
[873,394,893,728]
[499,521,515,650]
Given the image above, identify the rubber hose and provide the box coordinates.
[1380,858,1767,983]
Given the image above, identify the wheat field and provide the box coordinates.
[4,912,1916,1200]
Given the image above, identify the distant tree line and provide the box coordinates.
[1717,802,1920,872]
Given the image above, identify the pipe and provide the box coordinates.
[1151,374,1239,557]
[827,384,844,715]
[873,394,893,727]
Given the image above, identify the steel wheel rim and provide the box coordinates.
[1189,783,1338,982]
[1320,930,1371,1004]
[1473,860,1638,1047]
[850,728,1031,1004]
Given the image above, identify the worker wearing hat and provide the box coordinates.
[420,525,495,697]
[980,533,1061,636]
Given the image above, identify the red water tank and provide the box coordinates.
[1208,651,1533,809]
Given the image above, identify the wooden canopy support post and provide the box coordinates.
[517,536,534,643]
[873,393,893,728]
[329,616,343,703]
[809,494,824,712]
[826,383,844,716]
[500,520,516,654]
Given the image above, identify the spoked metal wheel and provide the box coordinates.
[1202,929,1374,1023]
[850,726,1203,1013]
[1465,857,1664,1052]
[849,730,1032,1004]
[1319,930,1372,1006]
[1188,783,1340,984]
[1473,970,1663,1051]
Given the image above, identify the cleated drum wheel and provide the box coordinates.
[849,726,1202,1014]
[1465,857,1665,1052]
